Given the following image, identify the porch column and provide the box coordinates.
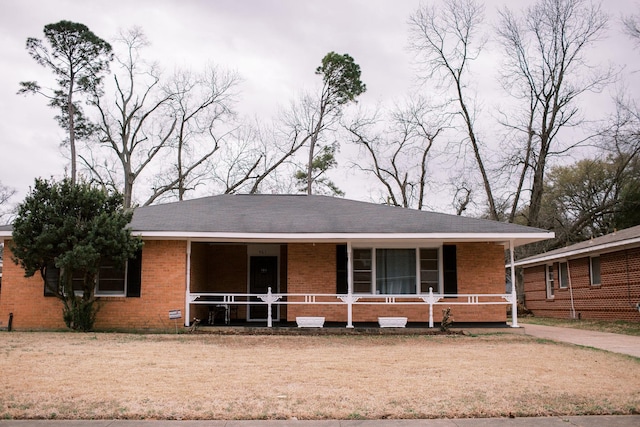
[509,239,518,328]
[346,241,354,328]
[185,240,192,327]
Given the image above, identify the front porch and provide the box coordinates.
[187,288,517,328]
[185,241,519,328]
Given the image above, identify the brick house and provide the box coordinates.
[0,194,553,331]
[515,225,640,321]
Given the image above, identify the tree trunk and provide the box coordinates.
[68,84,76,185]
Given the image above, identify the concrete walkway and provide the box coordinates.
[523,323,640,358]
[1,415,639,426]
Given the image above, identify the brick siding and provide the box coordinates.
[286,242,507,323]
[0,239,510,330]
[0,239,187,331]
[522,247,640,321]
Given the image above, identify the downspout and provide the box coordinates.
[509,240,518,328]
[185,240,192,327]
[567,261,576,319]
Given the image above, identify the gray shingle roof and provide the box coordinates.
[129,194,550,237]
[516,224,640,266]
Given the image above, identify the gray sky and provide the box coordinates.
[1,0,638,213]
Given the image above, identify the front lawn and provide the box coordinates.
[1,332,638,420]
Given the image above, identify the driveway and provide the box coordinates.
[523,323,640,358]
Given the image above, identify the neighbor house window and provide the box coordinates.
[546,264,555,299]
[590,256,601,286]
[558,262,569,289]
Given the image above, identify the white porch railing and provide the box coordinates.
[188,287,516,328]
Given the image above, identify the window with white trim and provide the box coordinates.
[45,250,142,298]
[590,256,601,286]
[546,264,555,299]
[352,248,373,293]
[558,262,569,289]
[420,248,439,293]
[73,260,127,296]
[351,247,443,295]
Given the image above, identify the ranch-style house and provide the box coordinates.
[0,194,554,331]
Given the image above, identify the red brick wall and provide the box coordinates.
[522,247,640,321]
[286,242,507,323]
[0,240,66,330]
[0,239,187,331]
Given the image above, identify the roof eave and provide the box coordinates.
[133,230,555,246]
[514,235,640,267]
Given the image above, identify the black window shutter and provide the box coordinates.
[336,244,348,294]
[126,250,143,298]
[443,245,457,295]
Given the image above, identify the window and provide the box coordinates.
[559,262,569,289]
[352,248,373,293]
[590,256,601,286]
[351,247,450,295]
[376,249,416,294]
[546,264,555,299]
[420,248,439,293]
[43,250,142,298]
[96,261,127,295]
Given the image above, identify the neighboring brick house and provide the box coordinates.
[0,194,553,331]
[515,225,640,321]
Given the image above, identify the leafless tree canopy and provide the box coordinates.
[347,97,448,210]
[409,0,499,220]
[496,0,610,227]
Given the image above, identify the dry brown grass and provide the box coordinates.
[1,332,638,420]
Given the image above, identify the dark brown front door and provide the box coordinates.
[248,256,278,321]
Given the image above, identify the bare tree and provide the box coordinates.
[496,0,610,227]
[347,97,447,209]
[145,65,240,204]
[85,28,176,208]
[211,107,314,195]
[623,10,640,44]
[409,0,499,219]
[0,181,16,224]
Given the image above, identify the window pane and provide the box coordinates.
[353,281,372,293]
[376,249,416,294]
[590,256,601,286]
[354,271,372,283]
[421,271,439,283]
[97,263,126,295]
[420,248,440,293]
[559,262,568,288]
[421,259,438,270]
[352,249,372,293]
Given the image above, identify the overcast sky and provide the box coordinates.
[1,0,639,213]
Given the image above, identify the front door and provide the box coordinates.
[248,256,278,321]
